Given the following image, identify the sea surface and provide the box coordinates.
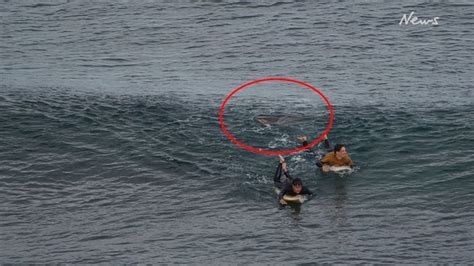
[1,0,473,264]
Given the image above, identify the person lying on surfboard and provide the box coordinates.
[297,134,354,173]
[274,155,313,205]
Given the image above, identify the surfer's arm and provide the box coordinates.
[348,158,354,168]
[277,155,293,180]
[319,154,331,172]
[297,135,315,153]
[283,169,292,180]
[274,162,283,184]
[316,161,331,172]
[307,134,330,150]
[322,137,330,151]
[278,188,289,205]
[278,189,286,200]
[319,160,331,172]
[321,165,330,173]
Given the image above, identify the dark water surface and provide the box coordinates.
[1,0,473,264]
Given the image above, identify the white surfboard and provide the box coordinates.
[274,188,307,204]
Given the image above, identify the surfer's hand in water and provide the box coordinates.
[323,134,328,140]
[322,165,330,173]
[278,155,285,163]
[279,199,287,205]
[297,135,308,143]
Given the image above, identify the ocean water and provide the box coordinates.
[1,0,473,264]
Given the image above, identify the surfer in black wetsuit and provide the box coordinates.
[297,134,331,155]
[274,155,313,205]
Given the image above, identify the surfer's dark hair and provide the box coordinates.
[334,144,345,154]
[292,178,302,186]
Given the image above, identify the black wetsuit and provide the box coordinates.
[274,163,313,200]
